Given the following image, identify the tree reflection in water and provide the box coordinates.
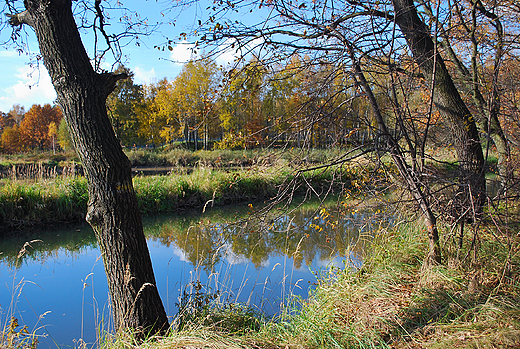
[0,198,392,347]
[146,199,391,304]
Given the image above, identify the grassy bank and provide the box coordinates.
[107,221,519,348]
[255,223,520,348]
[0,161,353,231]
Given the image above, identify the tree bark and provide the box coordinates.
[392,0,487,215]
[424,1,512,195]
[10,0,168,337]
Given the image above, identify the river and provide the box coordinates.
[0,199,388,348]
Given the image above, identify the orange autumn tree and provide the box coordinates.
[0,124,21,153]
[19,104,63,149]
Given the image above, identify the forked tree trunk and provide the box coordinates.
[392,0,487,216]
[9,0,168,337]
[429,3,512,195]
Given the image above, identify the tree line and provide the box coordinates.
[0,55,379,153]
[0,103,73,153]
[107,56,401,150]
[4,52,519,161]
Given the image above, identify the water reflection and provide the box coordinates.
[149,203,378,273]
[0,199,389,347]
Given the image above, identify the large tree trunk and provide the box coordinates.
[426,1,512,196]
[392,0,487,216]
[9,0,168,337]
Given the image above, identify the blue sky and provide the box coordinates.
[0,0,240,113]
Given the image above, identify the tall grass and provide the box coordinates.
[0,241,48,349]
[103,219,518,349]
[0,177,88,230]
[134,167,289,214]
[0,152,357,230]
[248,221,520,348]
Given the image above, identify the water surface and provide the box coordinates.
[0,200,386,348]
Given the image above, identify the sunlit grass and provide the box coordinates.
[0,177,88,229]
[109,221,518,349]
[247,221,520,348]
[0,158,358,230]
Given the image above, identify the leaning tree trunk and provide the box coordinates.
[423,1,512,195]
[8,0,168,337]
[392,0,487,216]
[349,50,441,265]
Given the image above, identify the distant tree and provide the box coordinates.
[0,111,13,136]
[0,124,21,153]
[48,121,58,154]
[0,105,25,139]
[136,80,166,148]
[170,59,220,150]
[7,104,25,126]
[219,58,266,149]
[107,66,146,146]
[57,117,73,151]
[154,79,180,145]
[152,59,221,150]
[19,104,62,149]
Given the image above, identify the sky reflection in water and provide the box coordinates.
[0,201,387,348]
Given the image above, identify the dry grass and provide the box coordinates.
[99,327,251,349]
[247,222,520,348]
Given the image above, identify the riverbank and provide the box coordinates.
[0,148,348,179]
[106,221,520,348]
[0,162,353,231]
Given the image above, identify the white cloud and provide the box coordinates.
[213,38,266,67]
[0,65,56,112]
[0,50,19,58]
[222,243,249,265]
[315,256,344,269]
[215,40,241,66]
[171,245,188,262]
[169,40,196,64]
[133,66,157,85]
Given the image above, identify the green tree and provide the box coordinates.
[107,65,145,146]
[57,117,73,151]
[0,111,15,136]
